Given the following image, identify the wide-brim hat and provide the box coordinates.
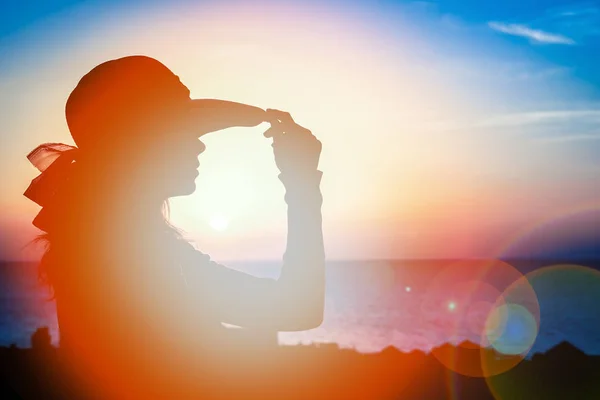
[24,55,267,233]
[65,55,266,149]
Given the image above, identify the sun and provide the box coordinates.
[209,214,229,231]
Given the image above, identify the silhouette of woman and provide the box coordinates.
[24,55,325,398]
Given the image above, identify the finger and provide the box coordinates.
[263,119,284,138]
[266,109,294,124]
[267,110,313,138]
[263,126,279,138]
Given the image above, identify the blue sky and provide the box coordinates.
[3,0,600,117]
[396,1,600,93]
[426,0,600,91]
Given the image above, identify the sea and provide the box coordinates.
[2,259,599,356]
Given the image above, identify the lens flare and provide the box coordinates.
[425,259,538,378]
[485,304,537,356]
[447,301,457,311]
[466,300,496,339]
[494,203,600,260]
[486,264,600,400]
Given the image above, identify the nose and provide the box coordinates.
[197,140,206,155]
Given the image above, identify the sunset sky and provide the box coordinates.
[1,0,599,261]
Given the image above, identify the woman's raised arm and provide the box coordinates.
[182,110,325,331]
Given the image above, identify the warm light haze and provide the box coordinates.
[2,0,599,261]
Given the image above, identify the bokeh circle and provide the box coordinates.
[423,259,539,377]
[486,264,600,400]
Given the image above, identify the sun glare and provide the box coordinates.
[209,215,229,231]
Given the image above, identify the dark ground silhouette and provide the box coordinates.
[1,327,599,399]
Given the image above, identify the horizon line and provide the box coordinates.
[2,256,600,264]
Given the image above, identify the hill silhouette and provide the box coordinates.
[1,327,599,399]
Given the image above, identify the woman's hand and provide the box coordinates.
[263,109,322,176]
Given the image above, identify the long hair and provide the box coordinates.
[31,153,187,297]
[34,203,183,294]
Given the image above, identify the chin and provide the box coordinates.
[169,181,197,197]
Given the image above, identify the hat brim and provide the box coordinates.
[187,99,267,136]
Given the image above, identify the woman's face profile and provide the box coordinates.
[154,132,206,198]
[130,107,207,199]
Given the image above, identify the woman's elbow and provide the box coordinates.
[277,305,324,331]
[277,319,322,332]
[303,312,324,330]
[272,281,325,330]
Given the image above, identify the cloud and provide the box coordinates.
[534,132,600,143]
[477,110,600,128]
[488,21,576,45]
[551,3,599,19]
[513,67,570,81]
[411,110,600,136]
[473,109,600,146]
